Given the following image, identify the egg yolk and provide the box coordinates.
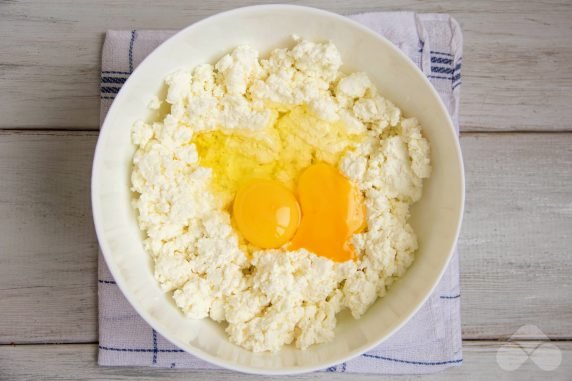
[290,163,366,262]
[233,180,301,249]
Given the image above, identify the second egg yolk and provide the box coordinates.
[290,163,366,262]
[233,180,301,249]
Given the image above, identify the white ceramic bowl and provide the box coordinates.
[92,4,464,375]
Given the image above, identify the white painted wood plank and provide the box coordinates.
[459,133,572,339]
[0,342,570,380]
[1,0,571,131]
[0,132,571,344]
[0,131,99,344]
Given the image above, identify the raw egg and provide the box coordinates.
[290,163,366,262]
[233,180,301,249]
[232,164,366,261]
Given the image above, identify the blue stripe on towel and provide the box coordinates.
[99,345,185,353]
[440,294,461,299]
[431,66,455,74]
[129,30,137,73]
[363,353,463,366]
[431,56,453,65]
[101,76,127,84]
[101,70,131,75]
[98,279,117,284]
[101,86,121,94]
[428,74,453,80]
[152,329,158,364]
[428,73,461,81]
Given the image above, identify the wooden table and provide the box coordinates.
[1,1,571,379]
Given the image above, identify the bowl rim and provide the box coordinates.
[92,3,465,375]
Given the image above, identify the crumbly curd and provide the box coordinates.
[130,37,431,352]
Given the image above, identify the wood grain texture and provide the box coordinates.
[1,0,571,131]
[0,131,570,344]
[1,342,570,380]
[459,133,572,339]
[0,131,99,344]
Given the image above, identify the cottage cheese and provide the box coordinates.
[131,38,431,352]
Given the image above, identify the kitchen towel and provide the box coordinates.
[98,11,463,374]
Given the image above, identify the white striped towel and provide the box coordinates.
[98,11,463,374]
